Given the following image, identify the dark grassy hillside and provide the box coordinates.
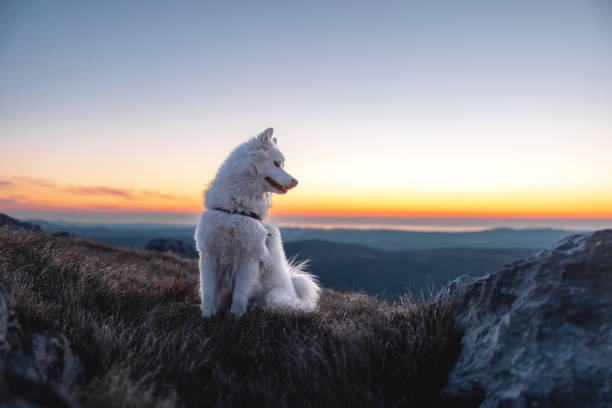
[0,226,461,408]
[285,239,534,297]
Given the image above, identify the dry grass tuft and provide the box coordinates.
[0,226,461,407]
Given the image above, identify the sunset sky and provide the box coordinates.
[1,1,612,227]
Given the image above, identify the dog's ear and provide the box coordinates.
[257,128,274,146]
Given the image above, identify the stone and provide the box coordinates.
[0,283,81,408]
[440,230,612,407]
[0,284,20,355]
[9,334,83,386]
[145,237,198,259]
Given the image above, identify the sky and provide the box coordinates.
[1,1,612,227]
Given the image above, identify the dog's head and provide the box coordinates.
[248,128,298,194]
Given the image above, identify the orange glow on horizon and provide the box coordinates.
[3,181,611,219]
[267,189,612,219]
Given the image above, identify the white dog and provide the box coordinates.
[195,128,320,317]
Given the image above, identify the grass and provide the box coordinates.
[0,226,461,408]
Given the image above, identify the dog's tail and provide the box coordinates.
[288,257,321,309]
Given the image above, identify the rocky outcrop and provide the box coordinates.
[440,230,612,407]
[0,283,81,408]
[0,285,20,355]
[145,237,198,259]
[0,213,40,231]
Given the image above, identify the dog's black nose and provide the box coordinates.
[289,178,298,188]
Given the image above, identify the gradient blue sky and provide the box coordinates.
[1,1,612,226]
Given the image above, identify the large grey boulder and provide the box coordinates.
[440,230,612,407]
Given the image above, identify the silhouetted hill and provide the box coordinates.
[28,219,195,249]
[284,239,534,297]
[0,213,40,231]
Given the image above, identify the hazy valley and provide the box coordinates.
[27,219,578,297]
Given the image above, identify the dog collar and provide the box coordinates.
[212,207,262,221]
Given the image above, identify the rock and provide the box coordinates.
[145,237,198,259]
[0,213,40,231]
[52,231,74,238]
[0,283,81,408]
[440,230,612,407]
[0,364,79,408]
[9,334,83,386]
[0,284,20,355]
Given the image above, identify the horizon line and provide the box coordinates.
[5,210,612,233]
[7,210,612,221]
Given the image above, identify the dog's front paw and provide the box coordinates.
[201,307,216,318]
[229,302,247,316]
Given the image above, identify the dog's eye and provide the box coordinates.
[273,161,280,167]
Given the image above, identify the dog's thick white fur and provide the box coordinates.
[195,128,320,317]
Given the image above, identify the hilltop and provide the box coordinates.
[0,225,459,407]
[2,215,610,407]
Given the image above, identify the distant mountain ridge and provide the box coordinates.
[18,218,571,297]
[26,219,580,251]
[280,227,584,250]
